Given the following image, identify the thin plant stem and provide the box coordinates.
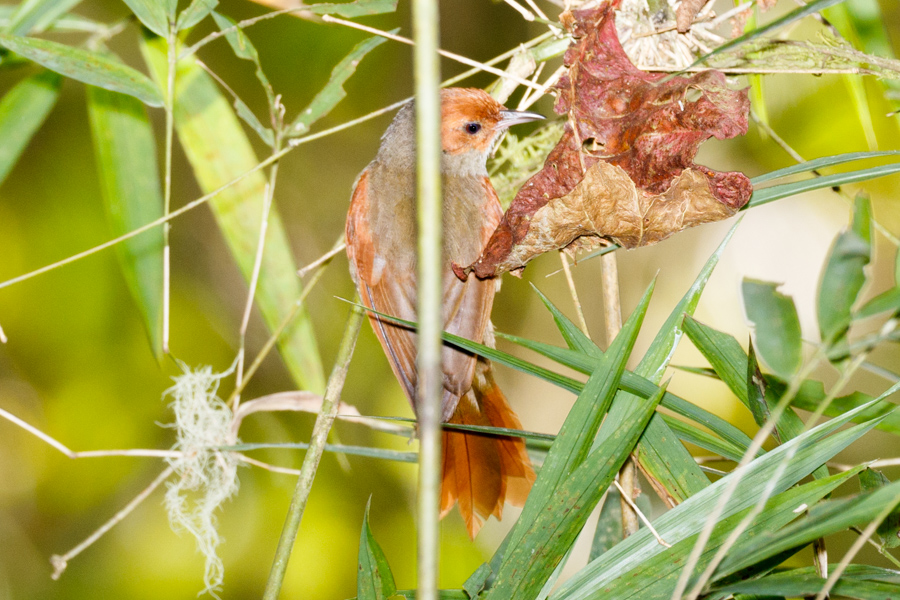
[321,15,545,92]
[235,146,280,412]
[502,0,535,21]
[600,250,639,538]
[411,0,443,595]
[297,240,346,277]
[50,466,175,580]
[0,320,7,343]
[162,29,177,354]
[612,479,670,547]
[262,301,364,600]
[559,251,589,337]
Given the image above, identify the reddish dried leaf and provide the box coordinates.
[461,2,752,280]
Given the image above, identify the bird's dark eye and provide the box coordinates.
[465,122,482,134]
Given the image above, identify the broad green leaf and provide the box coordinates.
[717,566,900,600]
[750,150,900,186]
[289,34,389,136]
[817,193,872,346]
[856,287,900,320]
[176,0,217,30]
[859,468,900,548]
[0,6,103,33]
[747,162,900,209]
[357,499,396,600]
[87,86,164,359]
[714,479,900,580]
[742,278,802,380]
[585,469,861,599]
[0,69,60,186]
[4,0,82,35]
[589,488,622,561]
[489,378,663,600]
[121,0,169,36]
[552,401,884,600]
[141,36,325,393]
[0,34,164,107]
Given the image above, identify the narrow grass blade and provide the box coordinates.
[0,6,103,33]
[4,0,82,35]
[713,479,900,580]
[581,469,862,600]
[0,69,60,186]
[662,415,747,462]
[530,284,601,356]
[0,34,164,107]
[689,0,849,69]
[142,36,326,393]
[856,287,900,320]
[776,377,900,436]
[818,193,872,347]
[748,163,900,208]
[589,488,622,561]
[357,499,397,600]
[552,401,885,600]
[302,0,397,17]
[223,442,417,463]
[288,34,389,136]
[490,378,663,600]
[176,0,217,30]
[750,151,900,186]
[87,87,164,359]
[742,278,802,380]
[121,0,169,36]
[716,567,900,599]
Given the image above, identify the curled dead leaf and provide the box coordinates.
[458,2,752,280]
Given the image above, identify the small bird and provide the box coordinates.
[346,88,543,538]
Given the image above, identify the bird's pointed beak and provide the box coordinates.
[498,109,545,128]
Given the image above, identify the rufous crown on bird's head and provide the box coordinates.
[440,88,544,155]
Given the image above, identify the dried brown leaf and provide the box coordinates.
[460,2,751,280]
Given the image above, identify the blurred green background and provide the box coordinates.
[1,0,899,598]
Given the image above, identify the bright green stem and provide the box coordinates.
[261,302,364,599]
[412,0,442,596]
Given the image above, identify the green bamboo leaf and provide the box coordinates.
[778,377,900,437]
[176,0,217,30]
[141,36,325,393]
[856,287,900,320]
[689,0,849,69]
[617,221,740,503]
[121,0,169,36]
[745,342,772,430]
[490,283,656,599]
[357,499,397,600]
[662,415,747,462]
[210,11,273,103]
[0,6,104,33]
[749,151,900,186]
[584,469,861,599]
[288,34,389,136]
[530,284,601,356]
[490,380,664,600]
[87,86,164,359]
[0,34,164,107]
[747,162,900,208]
[0,69,60,186]
[818,193,872,346]
[4,0,82,35]
[302,0,397,17]
[742,278,802,380]
[858,467,900,548]
[717,566,900,599]
[221,441,418,463]
[714,479,900,581]
[552,401,884,600]
[589,487,622,561]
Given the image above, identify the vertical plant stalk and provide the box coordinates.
[601,251,640,538]
[234,142,281,412]
[261,302,364,600]
[411,0,442,596]
[559,251,589,336]
[162,28,177,354]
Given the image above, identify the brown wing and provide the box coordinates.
[438,176,505,420]
[346,169,420,403]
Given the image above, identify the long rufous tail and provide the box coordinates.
[440,363,536,538]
